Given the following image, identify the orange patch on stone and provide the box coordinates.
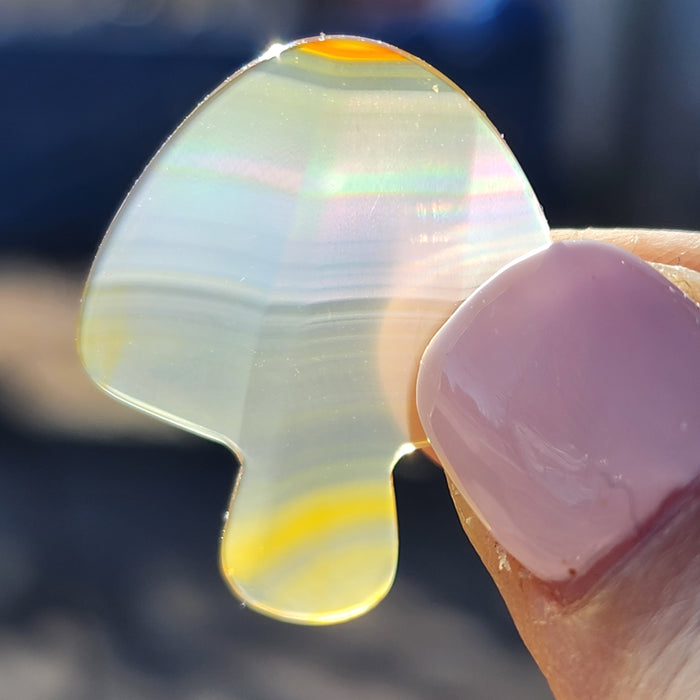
[300,38,403,63]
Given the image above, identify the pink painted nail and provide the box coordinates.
[417,240,700,584]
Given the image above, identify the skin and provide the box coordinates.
[435,229,700,700]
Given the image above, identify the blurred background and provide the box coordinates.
[1,0,699,698]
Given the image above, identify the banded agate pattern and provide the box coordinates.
[79,36,549,623]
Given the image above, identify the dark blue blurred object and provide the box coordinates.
[0,38,256,259]
[0,0,552,259]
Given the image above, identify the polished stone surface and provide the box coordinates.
[79,36,548,623]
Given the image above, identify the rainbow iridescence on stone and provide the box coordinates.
[79,36,549,624]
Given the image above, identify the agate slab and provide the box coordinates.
[79,36,549,623]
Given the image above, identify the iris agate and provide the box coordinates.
[79,36,548,624]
